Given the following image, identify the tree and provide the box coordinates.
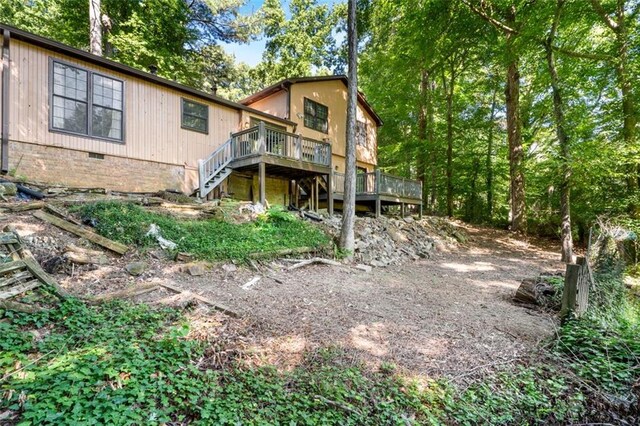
[544,0,573,262]
[339,0,357,254]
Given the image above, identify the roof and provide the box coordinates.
[0,24,295,127]
[240,76,383,126]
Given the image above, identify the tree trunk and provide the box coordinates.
[417,69,429,211]
[443,64,455,218]
[486,86,497,219]
[545,0,573,263]
[89,0,102,56]
[339,0,357,253]
[505,6,526,233]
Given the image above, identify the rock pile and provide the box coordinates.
[322,215,467,267]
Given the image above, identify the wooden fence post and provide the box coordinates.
[561,256,590,321]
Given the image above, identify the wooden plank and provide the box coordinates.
[156,281,237,317]
[1,201,45,212]
[0,260,26,275]
[33,210,128,255]
[22,257,68,298]
[0,232,19,245]
[44,204,83,226]
[0,279,41,300]
[0,299,47,314]
[90,283,160,303]
[0,270,32,288]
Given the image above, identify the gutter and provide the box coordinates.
[1,29,9,173]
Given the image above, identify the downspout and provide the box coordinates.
[1,29,10,173]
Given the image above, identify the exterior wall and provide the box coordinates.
[239,110,293,132]
[288,80,378,171]
[227,173,289,206]
[10,140,188,192]
[246,90,288,120]
[9,40,242,171]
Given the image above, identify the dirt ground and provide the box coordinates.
[6,213,563,381]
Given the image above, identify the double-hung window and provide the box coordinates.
[303,98,328,133]
[356,120,367,147]
[50,60,124,142]
[181,99,209,134]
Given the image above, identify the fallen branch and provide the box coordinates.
[155,281,237,317]
[314,395,362,417]
[89,283,160,303]
[287,257,342,271]
[248,246,323,260]
[241,276,261,290]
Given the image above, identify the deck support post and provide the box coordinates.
[259,162,266,206]
[328,155,334,216]
[419,203,423,219]
[401,203,405,218]
[314,176,319,212]
[375,196,381,218]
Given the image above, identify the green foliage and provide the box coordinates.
[77,201,329,260]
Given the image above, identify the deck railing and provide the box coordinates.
[231,122,331,167]
[333,170,422,201]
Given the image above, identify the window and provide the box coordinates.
[303,98,328,133]
[50,60,124,142]
[181,99,208,134]
[356,120,367,147]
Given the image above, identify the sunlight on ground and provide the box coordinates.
[439,262,496,273]
[349,322,388,357]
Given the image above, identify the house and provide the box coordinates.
[0,24,421,216]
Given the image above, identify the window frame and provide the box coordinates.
[181,98,209,134]
[303,97,329,134]
[48,58,126,144]
[356,120,367,147]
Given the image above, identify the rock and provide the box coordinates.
[125,261,147,276]
[0,182,17,196]
[222,263,237,273]
[387,227,408,244]
[175,252,194,262]
[369,259,387,268]
[403,216,414,223]
[354,264,372,273]
[184,262,208,276]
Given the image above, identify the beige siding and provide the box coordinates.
[247,90,289,120]
[9,40,243,168]
[239,110,294,132]
[287,80,378,171]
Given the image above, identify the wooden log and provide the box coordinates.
[63,244,108,265]
[286,257,342,271]
[0,299,47,314]
[0,271,32,288]
[1,201,45,212]
[0,260,26,275]
[247,246,326,260]
[90,283,159,303]
[513,278,555,305]
[22,258,69,298]
[0,279,41,299]
[155,281,237,317]
[33,210,128,255]
[44,204,83,226]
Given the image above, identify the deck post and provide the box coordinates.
[258,121,266,154]
[375,196,381,218]
[419,203,423,219]
[314,176,320,212]
[259,162,266,206]
[328,169,334,216]
[401,203,405,218]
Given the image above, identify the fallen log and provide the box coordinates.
[63,244,109,265]
[1,201,45,212]
[248,246,325,260]
[287,257,342,271]
[0,299,47,314]
[155,281,237,317]
[513,278,555,305]
[33,210,128,255]
[89,283,160,303]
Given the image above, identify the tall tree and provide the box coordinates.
[465,1,528,232]
[544,0,573,262]
[339,0,357,254]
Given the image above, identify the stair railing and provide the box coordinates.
[198,138,234,198]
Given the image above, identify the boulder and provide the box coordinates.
[125,262,147,276]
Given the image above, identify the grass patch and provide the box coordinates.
[76,201,330,261]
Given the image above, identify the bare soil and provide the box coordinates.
[5,212,563,381]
